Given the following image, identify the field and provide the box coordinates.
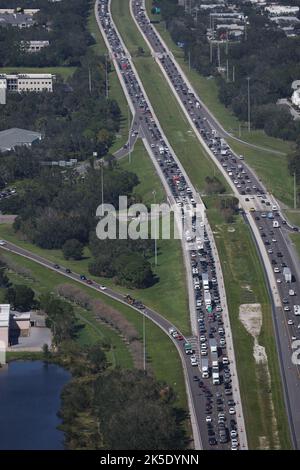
[119,139,165,204]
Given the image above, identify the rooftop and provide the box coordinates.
[0,305,10,328]
[0,128,42,152]
[0,13,34,26]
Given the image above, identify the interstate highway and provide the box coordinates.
[132,0,300,448]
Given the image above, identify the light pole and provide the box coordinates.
[143,315,146,371]
[128,104,131,164]
[100,158,104,216]
[152,189,158,266]
[247,77,251,133]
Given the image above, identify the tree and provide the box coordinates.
[114,253,154,288]
[62,239,84,260]
[6,284,35,311]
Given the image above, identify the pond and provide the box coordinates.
[0,360,71,450]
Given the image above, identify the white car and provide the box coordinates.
[276,279,282,284]
[288,319,294,325]
[274,267,280,273]
[0,240,6,246]
[206,415,212,423]
[99,285,107,291]
[229,407,236,415]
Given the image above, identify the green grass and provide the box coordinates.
[144,0,296,208]
[227,138,294,207]
[290,233,300,258]
[1,250,188,409]
[111,0,150,56]
[284,210,300,227]
[204,198,291,449]
[119,139,165,204]
[0,67,75,80]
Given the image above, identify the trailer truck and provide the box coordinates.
[283,267,292,283]
[201,357,209,379]
[202,272,209,289]
[204,290,211,308]
[209,338,218,353]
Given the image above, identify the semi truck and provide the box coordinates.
[283,267,292,283]
[209,338,218,354]
[204,290,211,307]
[184,342,193,355]
[202,272,209,289]
[201,357,209,379]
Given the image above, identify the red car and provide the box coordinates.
[86,279,93,285]
[176,335,184,341]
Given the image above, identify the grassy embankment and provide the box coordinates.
[0,249,188,409]
[110,0,291,449]
[145,0,296,209]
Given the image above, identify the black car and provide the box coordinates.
[209,437,217,446]
[66,268,71,274]
[54,264,60,269]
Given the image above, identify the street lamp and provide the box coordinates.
[247,77,251,133]
[152,189,158,266]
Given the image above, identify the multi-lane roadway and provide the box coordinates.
[131,0,300,448]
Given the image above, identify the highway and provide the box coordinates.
[96,0,247,450]
[131,0,300,448]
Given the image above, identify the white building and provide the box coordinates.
[0,73,54,94]
[0,79,6,104]
[265,5,299,16]
[0,304,10,349]
[292,89,300,108]
[21,40,50,53]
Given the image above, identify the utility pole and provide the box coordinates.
[210,41,213,63]
[294,172,297,210]
[232,65,235,82]
[143,315,146,371]
[100,159,104,216]
[217,42,221,69]
[188,50,191,71]
[88,67,92,94]
[128,104,131,164]
[226,60,229,82]
[247,76,251,133]
[153,190,158,266]
[105,54,109,99]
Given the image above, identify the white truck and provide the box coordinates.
[204,290,211,307]
[158,146,164,155]
[294,305,300,316]
[202,272,209,289]
[212,372,220,385]
[209,338,218,354]
[283,267,292,283]
[201,357,209,379]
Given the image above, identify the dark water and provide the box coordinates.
[0,360,71,450]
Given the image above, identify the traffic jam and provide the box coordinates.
[97,0,243,450]
[133,0,300,369]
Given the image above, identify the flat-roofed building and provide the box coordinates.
[0,128,42,153]
[0,304,10,349]
[21,40,50,53]
[0,73,54,93]
[10,312,31,338]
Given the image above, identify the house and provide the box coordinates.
[292,88,300,108]
[0,13,35,28]
[0,128,42,153]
